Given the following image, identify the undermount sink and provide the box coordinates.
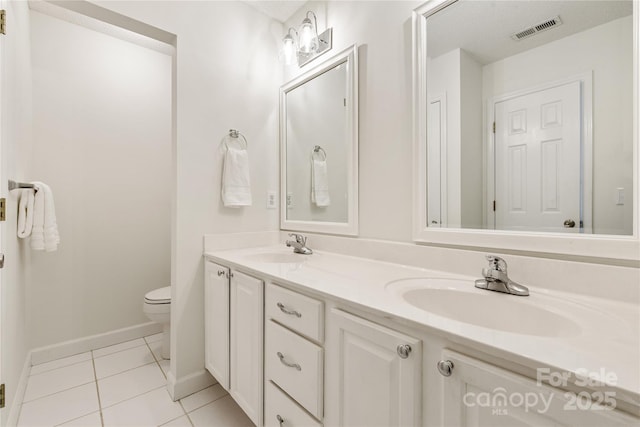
[244,252,310,264]
[386,278,583,337]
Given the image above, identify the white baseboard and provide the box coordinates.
[31,322,163,365]
[166,368,216,401]
[6,351,32,427]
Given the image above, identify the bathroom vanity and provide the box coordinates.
[203,246,639,427]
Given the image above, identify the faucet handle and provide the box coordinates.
[485,255,507,272]
[288,233,306,245]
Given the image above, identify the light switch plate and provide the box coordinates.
[266,191,277,209]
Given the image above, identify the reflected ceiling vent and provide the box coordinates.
[511,16,563,41]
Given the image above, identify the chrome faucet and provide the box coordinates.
[475,255,529,296]
[285,233,313,255]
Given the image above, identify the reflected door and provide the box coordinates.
[494,81,581,232]
[427,98,445,227]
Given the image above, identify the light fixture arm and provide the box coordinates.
[305,11,319,40]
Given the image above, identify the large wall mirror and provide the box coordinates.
[413,0,639,260]
[280,45,358,235]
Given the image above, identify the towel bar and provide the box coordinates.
[8,180,37,192]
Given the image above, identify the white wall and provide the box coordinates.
[426,48,482,228]
[92,0,282,397]
[483,16,633,235]
[1,0,33,422]
[28,9,172,348]
[459,49,483,229]
[286,0,423,241]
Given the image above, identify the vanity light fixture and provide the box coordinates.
[298,11,319,54]
[281,27,299,66]
[280,11,333,67]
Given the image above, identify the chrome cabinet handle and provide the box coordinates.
[397,344,412,359]
[277,352,301,371]
[217,270,226,277]
[437,360,454,376]
[276,414,284,427]
[277,302,302,318]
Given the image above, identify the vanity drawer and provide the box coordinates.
[265,320,323,418]
[264,381,322,427]
[266,283,324,342]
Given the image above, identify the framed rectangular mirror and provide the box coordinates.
[280,45,358,235]
[413,0,639,261]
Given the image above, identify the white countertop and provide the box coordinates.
[204,245,640,408]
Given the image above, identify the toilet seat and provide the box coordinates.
[144,286,171,305]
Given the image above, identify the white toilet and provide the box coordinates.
[143,286,171,359]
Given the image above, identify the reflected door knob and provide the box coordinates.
[563,219,576,228]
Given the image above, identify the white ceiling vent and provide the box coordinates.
[511,16,563,41]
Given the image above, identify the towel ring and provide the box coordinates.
[8,180,37,192]
[222,129,248,150]
[312,145,327,161]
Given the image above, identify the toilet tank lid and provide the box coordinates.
[145,286,171,303]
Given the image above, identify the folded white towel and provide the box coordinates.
[17,189,35,238]
[31,182,60,252]
[222,147,252,207]
[311,158,330,207]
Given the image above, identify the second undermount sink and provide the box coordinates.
[386,278,583,337]
[244,252,310,264]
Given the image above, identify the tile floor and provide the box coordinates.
[18,333,253,426]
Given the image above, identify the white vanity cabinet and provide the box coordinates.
[325,308,423,427]
[440,350,638,427]
[204,260,230,389]
[229,270,264,426]
[204,261,264,426]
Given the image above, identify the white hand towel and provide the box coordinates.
[17,189,35,238]
[222,147,252,207]
[31,182,60,252]
[311,158,330,207]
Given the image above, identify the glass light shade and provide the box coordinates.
[299,18,318,54]
[282,35,296,65]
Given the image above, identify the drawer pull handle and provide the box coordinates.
[217,270,226,277]
[276,414,284,426]
[277,302,302,318]
[277,352,301,371]
[397,344,412,359]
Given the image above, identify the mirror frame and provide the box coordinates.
[280,45,359,236]
[412,0,640,261]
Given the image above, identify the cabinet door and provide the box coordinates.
[204,261,229,390]
[326,309,422,427]
[230,270,264,427]
[441,349,638,427]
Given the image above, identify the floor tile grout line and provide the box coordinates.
[29,354,93,377]
[93,340,150,360]
[145,340,167,380]
[100,384,167,411]
[21,379,96,405]
[183,391,230,415]
[177,401,195,427]
[95,359,158,381]
[31,338,155,377]
[53,410,101,427]
[91,353,106,427]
